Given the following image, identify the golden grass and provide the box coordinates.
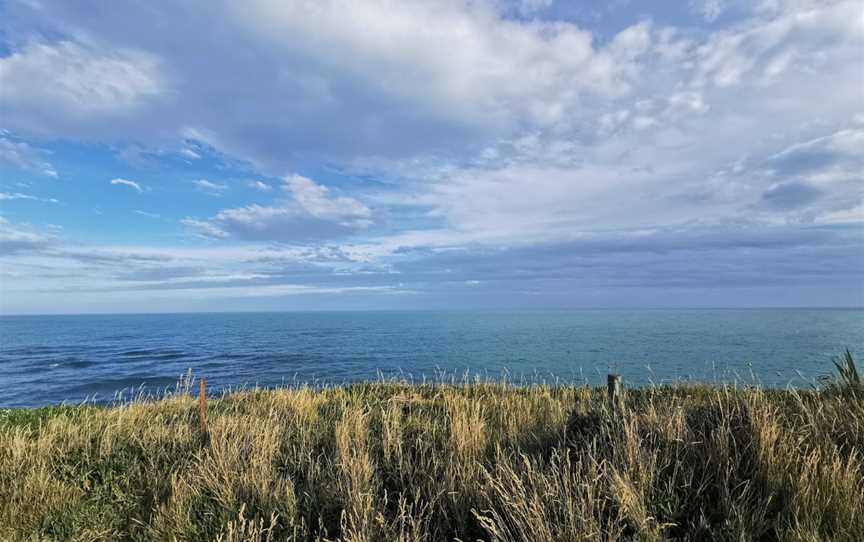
[0,371,862,541]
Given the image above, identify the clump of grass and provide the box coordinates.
[1,356,862,541]
[823,349,862,397]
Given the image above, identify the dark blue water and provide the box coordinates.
[1,310,862,407]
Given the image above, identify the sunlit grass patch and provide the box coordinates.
[1,355,862,541]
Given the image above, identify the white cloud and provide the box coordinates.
[284,175,371,227]
[370,0,863,244]
[0,137,57,177]
[0,192,58,203]
[0,40,165,135]
[212,204,290,230]
[179,148,201,160]
[183,175,372,241]
[766,128,864,180]
[510,0,555,16]
[691,1,862,90]
[247,180,272,191]
[191,179,228,195]
[690,0,728,22]
[110,178,145,193]
[226,0,635,121]
[0,0,665,170]
[819,205,864,225]
[0,216,55,254]
[180,218,229,239]
[1,1,858,177]
[133,210,161,219]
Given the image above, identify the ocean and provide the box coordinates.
[1,309,862,408]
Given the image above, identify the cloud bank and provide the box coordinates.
[0,0,861,312]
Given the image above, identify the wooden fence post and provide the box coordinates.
[607,373,623,414]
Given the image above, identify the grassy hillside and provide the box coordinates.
[1,355,862,541]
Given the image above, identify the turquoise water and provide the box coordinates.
[0,309,862,407]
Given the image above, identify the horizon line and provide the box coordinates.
[1,306,862,317]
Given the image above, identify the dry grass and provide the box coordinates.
[1,360,862,541]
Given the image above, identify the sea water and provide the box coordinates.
[1,309,862,407]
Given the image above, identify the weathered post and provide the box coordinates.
[199,377,207,435]
[607,373,623,414]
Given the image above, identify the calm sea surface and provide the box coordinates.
[1,309,862,407]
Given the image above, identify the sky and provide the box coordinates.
[0,0,862,314]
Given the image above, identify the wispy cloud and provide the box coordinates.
[182,174,371,242]
[181,218,229,239]
[179,147,200,160]
[0,137,57,177]
[191,179,228,195]
[133,210,161,219]
[247,180,272,191]
[284,175,371,228]
[110,178,145,193]
[0,192,58,203]
[0,217,55,255]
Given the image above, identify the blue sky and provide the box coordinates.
[0,0,862,314]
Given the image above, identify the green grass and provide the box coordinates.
[1,356,862,541]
